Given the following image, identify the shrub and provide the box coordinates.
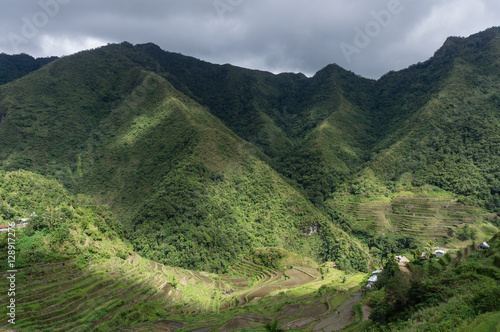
[456,225,477,241]
[472,286,500,313]
[494,254,500,268]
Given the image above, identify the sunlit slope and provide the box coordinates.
[367,28,500,212]
[74,71,369,272]
[0,46,371,273]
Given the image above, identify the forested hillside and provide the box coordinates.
[0,44,371,273]
[0,53,56,86]
[0,27,499,276]
[367,28,500,213]
[1,25,500,332]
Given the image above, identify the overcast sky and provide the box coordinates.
[0,0,499,79]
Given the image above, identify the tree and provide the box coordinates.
[425,240,435,255]
[376,258,399,288]
[265,320,284,332]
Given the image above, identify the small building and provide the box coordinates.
[418,252,428,260]
[0,225,9,232]
[367,275,378,283]
[435,250,445,258]
[372,269,382,275]
[478,242,490,249]
[324,262,337,269]
[16,216,32,229]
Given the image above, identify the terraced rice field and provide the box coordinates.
[0,253,365,331]
[344,195,492,241]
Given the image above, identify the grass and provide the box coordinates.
[0,249,368,331]
[328,187,498,247]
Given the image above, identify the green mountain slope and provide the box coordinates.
[0,171,370,332]
[0,46,370,273]
[0,170,131,269]
[135,44,376,200]
[0,45,147,183]
[1,28,500,277]
[0,53,57,86]
[0,26,500,332]
[368,28,500,212]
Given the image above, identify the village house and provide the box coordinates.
[366,269,383,289]
[435,250,445,258]
[0,225,9,232]
[478,241,490,249]
[16,218,30,229]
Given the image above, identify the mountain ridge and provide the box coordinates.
[0,26,500,332]
[0,27,499,274]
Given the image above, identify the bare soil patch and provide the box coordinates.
[362,303,372,321]
[300,303,328,318]
[218,318,262,332]
[313,292,363,331]
[192,271,212,284]
[277,304,302,318]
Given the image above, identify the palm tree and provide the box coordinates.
[265,319,284,332]
[425,240,435,255]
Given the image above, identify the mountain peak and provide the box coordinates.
[433,26,500,60]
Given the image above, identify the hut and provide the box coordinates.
[435,250,445,258]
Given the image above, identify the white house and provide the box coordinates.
[478,242,490,249]
[435,250,445,258]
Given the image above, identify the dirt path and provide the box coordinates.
[399,263,411,274]
[362,303,371,321]
[398,256,411,274]
[313,292,364,331]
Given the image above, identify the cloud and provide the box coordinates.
[0,0,498,78]
[37,35,108,56]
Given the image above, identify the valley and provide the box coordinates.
[1,27,500,331]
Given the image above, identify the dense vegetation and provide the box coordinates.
[368,29,500,214]
[0,53,56,86]
[0,26,500,331]
[0,28,499,277]
[369,233,500,331]
[0,170,131,269]
[0,44,372,273]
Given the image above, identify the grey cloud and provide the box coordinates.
[0,0,499,79]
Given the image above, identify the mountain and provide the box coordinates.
[0,44,370,273]
[0,28,499,272]
[136,44,376,202]
[367,28,500,210]
[0,53,57,86]
[0,27,500,331]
